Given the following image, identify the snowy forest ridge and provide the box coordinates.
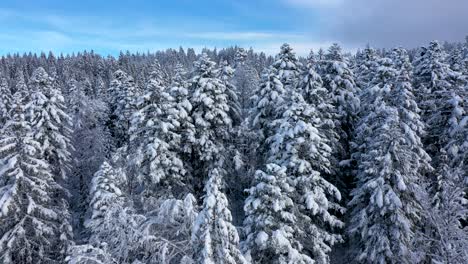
[0,38,467,264]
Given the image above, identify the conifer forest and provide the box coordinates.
[0,38,467,264]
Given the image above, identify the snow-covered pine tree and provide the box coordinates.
[233,49,259,114]
[116,75,138,145]
[272,43,301,88]
[0,77,12,126]
[129,60,188,198]
[145,59,169,91]
[298,51,339,183]
[27,67,73,181]
[354,46,380,89]
[192,167,247,264]
[108,70,137,147]
[268,91,343,263]
[13,69,29,104]
[243,163,316,264]
[321,43,360,198]
[138,193,198,263]
[169,63,196,157]
[85,161,144,263]
[249,67,286,164]
[415,42,467,161]
[171,62,188,87]
[188,53,232,193]
[349,86,427,263]
[448,46,465,72]
[388,47,432,180]
[0,90,73,263]
[219,60,242,126]
[413,41,459,127]
[417,151,468,263]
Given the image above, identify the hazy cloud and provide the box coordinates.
[286,0,468,48]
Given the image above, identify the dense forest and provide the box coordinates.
[0,38,467,264]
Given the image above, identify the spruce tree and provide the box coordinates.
[192,168,247,264]
[268,91,343,263]
[129,62,187,198]
[27,67,72,181]
[249,67,286,163]
[188,53,232,193]
[298,51,339,183]
[0,90,72,263]
[0,77,12,126]
[272,44,301,88]
[243,164,313,264]
[350,103,424,263]
[321,43,360,198]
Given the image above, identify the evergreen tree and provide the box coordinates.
[130,63,188,198]
[354,46,379,89]
[219,60,242,126]
[0,91,72,263]
[418,151,468,263]
[188,53,232,192]
[0,77,12,126]
[298,51,339,181]
[249,67,286,163]
[321,43,360,198]
[27,67,73,181]
[243,164,313,264]
[272,43,301,88]
[268,91,343,263]
[192,168,247,264]
[350,75,428,264]
[85,161,143,263]
[108,70,137,147]
[68,79,112,236]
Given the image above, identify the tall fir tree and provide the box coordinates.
[298,50,340,185]
[349,59,430,263]
[272,43,301,88]
[0,77,12,126]
[27,67,73,181]
[268,91,344,263]
[243,164,313,264]
[129,62,188,198]
[188,53,232,194]
[321,43,360,199]
[0,90,73,263]
[192,168,247,264]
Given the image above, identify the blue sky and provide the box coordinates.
[0,0,466,56]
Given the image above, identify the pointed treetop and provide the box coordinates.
[326,43,343,61]
[194,53,217,77]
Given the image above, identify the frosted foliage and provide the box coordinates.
[189,53,232,162]
[416,152,468,263]
[192,168,247,264]
[350,103,427,264]
[272,43,301,87]
[0,92,72,263]
[129,65,188,195]
[243,164,312,264]
[138,194,198,263]
[66,244,116,264]
[0,78,12,126]
[268,92,344,263]
[297,60,338,175]
[85,162,143,262]
[249,67,286,150]
[27,67,73,181]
